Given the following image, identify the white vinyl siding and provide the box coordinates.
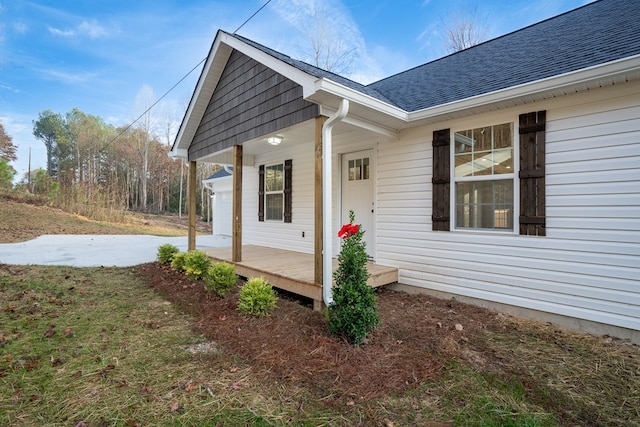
[243,140,315,254]
[376,81,640,332]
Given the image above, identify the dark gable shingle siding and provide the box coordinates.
[367,0,640,112]
[189,50,319,160]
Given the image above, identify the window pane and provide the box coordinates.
[363,157,370,180]
[493,123,513,149]
[265,193,283,221]
[454,123,513,178]
[454,129,473,154]
[455,153,473,177]
[474,152,493,176]
[455,180,513,229]
[493,148,513,174]
[349,159,357,181]
[474,127,492,151]
[265,164,283,191]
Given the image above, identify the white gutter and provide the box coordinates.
[322,98,349,306]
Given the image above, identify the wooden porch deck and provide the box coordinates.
[203,245,398,309]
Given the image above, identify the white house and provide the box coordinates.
[171,0,640,343]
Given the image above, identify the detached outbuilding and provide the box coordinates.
[203,166,233,237]
[171,0,640,342]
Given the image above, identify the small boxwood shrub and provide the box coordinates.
[238,277,278,316]
[204,262,237,296]
[157,244,179,265]
[170,251,188,272]
[182,250,211,280]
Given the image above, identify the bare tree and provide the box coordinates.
[303,4,357,74]
[134,85,156,210]
[159,102,177,147]
[443,2,488,53]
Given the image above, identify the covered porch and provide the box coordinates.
[171,31,401,308]
[204,245,398,311]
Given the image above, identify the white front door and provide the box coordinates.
[341,149,375,258]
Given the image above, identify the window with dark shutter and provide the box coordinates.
[258,164,265,222]
[258,160,292,223]
[432,129,451,231]
[284,159,292,223]
[519,111,546,236]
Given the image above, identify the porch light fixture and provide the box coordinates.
[267,136,283,146]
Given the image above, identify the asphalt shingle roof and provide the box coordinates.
[227,32,395,105]
[205,166,233,181]
[368,0,640,111]
[229,0,639,113]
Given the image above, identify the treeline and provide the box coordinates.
[2,108,218,221]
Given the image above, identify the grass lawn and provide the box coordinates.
[1,196,638,426]
[2,262,639,426]
[0,265,334,426]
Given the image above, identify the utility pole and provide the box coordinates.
[178,158,184,218]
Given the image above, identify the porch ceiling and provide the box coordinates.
[196,117,395,166]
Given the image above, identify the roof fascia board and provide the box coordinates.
[312,78,407,121]
[408,54,640,123]
[172,34,232,155]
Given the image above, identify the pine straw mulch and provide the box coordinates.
[136,262,500,400]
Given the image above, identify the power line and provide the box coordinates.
[234,0,272,34]
[101,0,272,152]
[99,57,206,153]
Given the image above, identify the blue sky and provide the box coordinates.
[1,0,591,179]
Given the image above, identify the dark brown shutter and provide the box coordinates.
[519,110,546,236]
[258,164,265,222]
[284,159,292,223]
[432,129,451,231]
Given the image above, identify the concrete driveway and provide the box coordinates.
[0,234,231,267]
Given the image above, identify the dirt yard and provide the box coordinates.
[0,196,210,243]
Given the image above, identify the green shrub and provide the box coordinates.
[157,244,179,265]
[182,250,211,280]
[327,210,379,345]
[204,262,237,296]
[170,251,188,272]
[237,277,278,316]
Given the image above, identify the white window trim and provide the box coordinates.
[449,120,520,234]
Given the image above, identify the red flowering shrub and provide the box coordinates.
[328,210,379,345]
[338,223,359,239]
